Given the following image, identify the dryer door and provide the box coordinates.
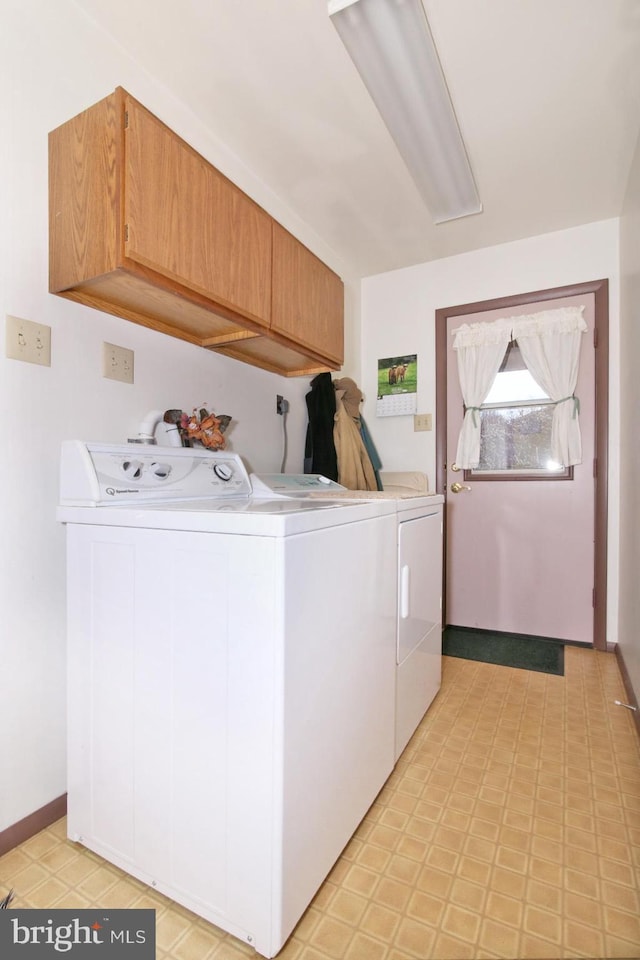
[396,508,443,759]
[397,511,442,664]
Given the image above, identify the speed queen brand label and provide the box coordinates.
[0,909,155,957]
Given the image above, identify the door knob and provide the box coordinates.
[450,482,471,494]
[450,463,462,472]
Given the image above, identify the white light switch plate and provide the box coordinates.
[414,413,432,432]
[6,315,51,366]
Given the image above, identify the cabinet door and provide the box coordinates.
[123,95,272,327]
[271,223,344,365]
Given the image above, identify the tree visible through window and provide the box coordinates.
[471,342,568,477]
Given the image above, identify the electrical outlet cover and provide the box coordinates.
[103,342,134,384]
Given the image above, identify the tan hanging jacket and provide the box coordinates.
[333,382,378,491]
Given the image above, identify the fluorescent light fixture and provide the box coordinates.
[328,0,482,223]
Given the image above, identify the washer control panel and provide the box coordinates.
[60,441,252,506]
[250,473,347,496]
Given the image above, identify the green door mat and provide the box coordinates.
[443,626,565,676]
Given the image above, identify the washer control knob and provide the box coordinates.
[122,459,144,480]
[213,462,233,481]
[150,462,172,479]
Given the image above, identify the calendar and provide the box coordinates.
[376,354,417,418]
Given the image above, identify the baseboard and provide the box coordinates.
[614,644,640,739]
[0,794,67,858]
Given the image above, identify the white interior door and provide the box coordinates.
[445,293,596,643]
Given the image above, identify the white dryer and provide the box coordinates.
[58,441,398,958]
[252,474,444,760]
[393,495,443,759]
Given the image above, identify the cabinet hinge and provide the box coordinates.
[124,110,129,129]
[124,224,129,243]
[593,457,597,479]
[593,587,596,608]
[593,327,598,348]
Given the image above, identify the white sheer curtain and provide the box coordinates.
[452,319,512,469]
[512,307,587,467]
[452,306,587,470]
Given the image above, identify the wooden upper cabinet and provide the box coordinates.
[49,91,121,292]
[272,223,344,367]
[123,95,271,326]
[49,87,344,376]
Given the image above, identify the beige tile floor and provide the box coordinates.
[1,647,639,959]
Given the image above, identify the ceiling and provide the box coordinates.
[72,0,640,278]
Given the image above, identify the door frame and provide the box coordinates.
[435,278,609,651]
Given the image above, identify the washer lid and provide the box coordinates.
[57,493,396,536]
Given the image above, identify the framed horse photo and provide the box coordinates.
[376,353,418,417]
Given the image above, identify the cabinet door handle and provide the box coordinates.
[400,565,410,619]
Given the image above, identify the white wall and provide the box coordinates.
[360,220,620,643]
[0,0,357,831]
[618,131,640,696]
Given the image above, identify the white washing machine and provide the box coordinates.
[57,441,398,958]
[252,474,444,760]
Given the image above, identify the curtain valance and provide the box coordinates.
[452,306,586,349]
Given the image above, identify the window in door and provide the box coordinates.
[467,342,572,480]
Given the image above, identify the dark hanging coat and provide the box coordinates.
[304,372,338,481]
